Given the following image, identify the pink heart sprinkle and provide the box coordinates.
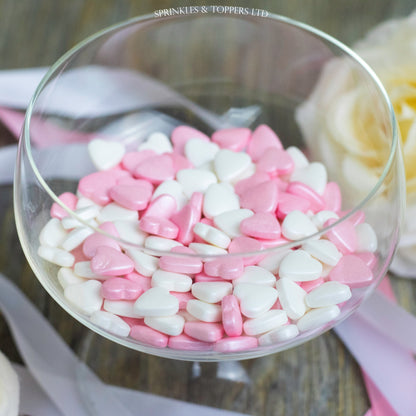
[139,216,179,239]
[70,245,89,263]
[324,218,357,254]
[222,295,243,337]
[170,192,203,244]
[143,194,177,219]
[91,246,135,276]
[159,246,203,274]
[271,299,282,310]
[228,236,264,266]
[171,125,210,155]
[134,154,175,184]
[329,254,373,288]
[109,179,153,211]
[240,180,279,213]
[259,237,291,249]
[323,182,342,212]
[82,222,121,258]
[168,334,213,351]
[286,181,325,213]
[276,192,311,220]
[121,150,156,174]
[247,124,283,162]
[300,277,325,293]
[213,336,258,352]
[204,257,245,280]
[211,128,251,152]
[101,277,142,300]
[170,152,193,172]
[355,252,377,269]
[130,324,169,348]
[50,192,78,219]
[256,147,294,176]
[194,272,225,282]
[125,272,152,292]
[240,212,281,240]
[122,317,145,328]
[234,172,269,196]
[171,291,195,309]
[78,171,120,205]
[184,322,224,343]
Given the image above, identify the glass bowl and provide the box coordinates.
[14,12,405,361]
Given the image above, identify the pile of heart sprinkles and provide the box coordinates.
[37,124,377,353]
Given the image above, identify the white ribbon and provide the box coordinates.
[0,274,249,416]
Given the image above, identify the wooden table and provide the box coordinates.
[1,1,415,415]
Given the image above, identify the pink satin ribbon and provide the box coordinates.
[1,78,416,415]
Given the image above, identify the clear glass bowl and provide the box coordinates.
[14,12,405,361]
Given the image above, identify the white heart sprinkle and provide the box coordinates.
[203,183,240,219]
[258,249,292,274]
[113,220,147,247]
[258,324,299,345]
[176,168,217,198]
[134,287,179,316]
[213,209,253,238]
[97,203,137,223]
[125,248,158,277]
[233,265,276,286]
[290,162,327,195]
[184,138,219,167]
[305,281,351,308]
[64,280,103,315]
[38,246,74,268]
[312,210,339,229]
[138,132,173,154]
[276,278,307,320]
[61,205,100,229]
[297,305,340,332]
[103,300,139,318]
[279,250,323,282]
[193,222,231,248]
[243,309,288,336]
[88,139,125,171]
[61,226,94,251]
[281,210,318,240]
[57,267,86,289]
[233,283,278,318]
[39,218,67,247]
[186,299,222,322]
[144,315,185,336]
[286,146,309,170]
[73,261,107,280]
[191,281,233,303]
[90,310,131,337]
[188,243,228,256]
[302,239,342,266]
[144,236,183,252]
[214,149,252,182]
[152,270,192,292]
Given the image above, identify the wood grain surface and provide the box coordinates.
[1,1,415,415]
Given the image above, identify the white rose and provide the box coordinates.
[296,11,416,277]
